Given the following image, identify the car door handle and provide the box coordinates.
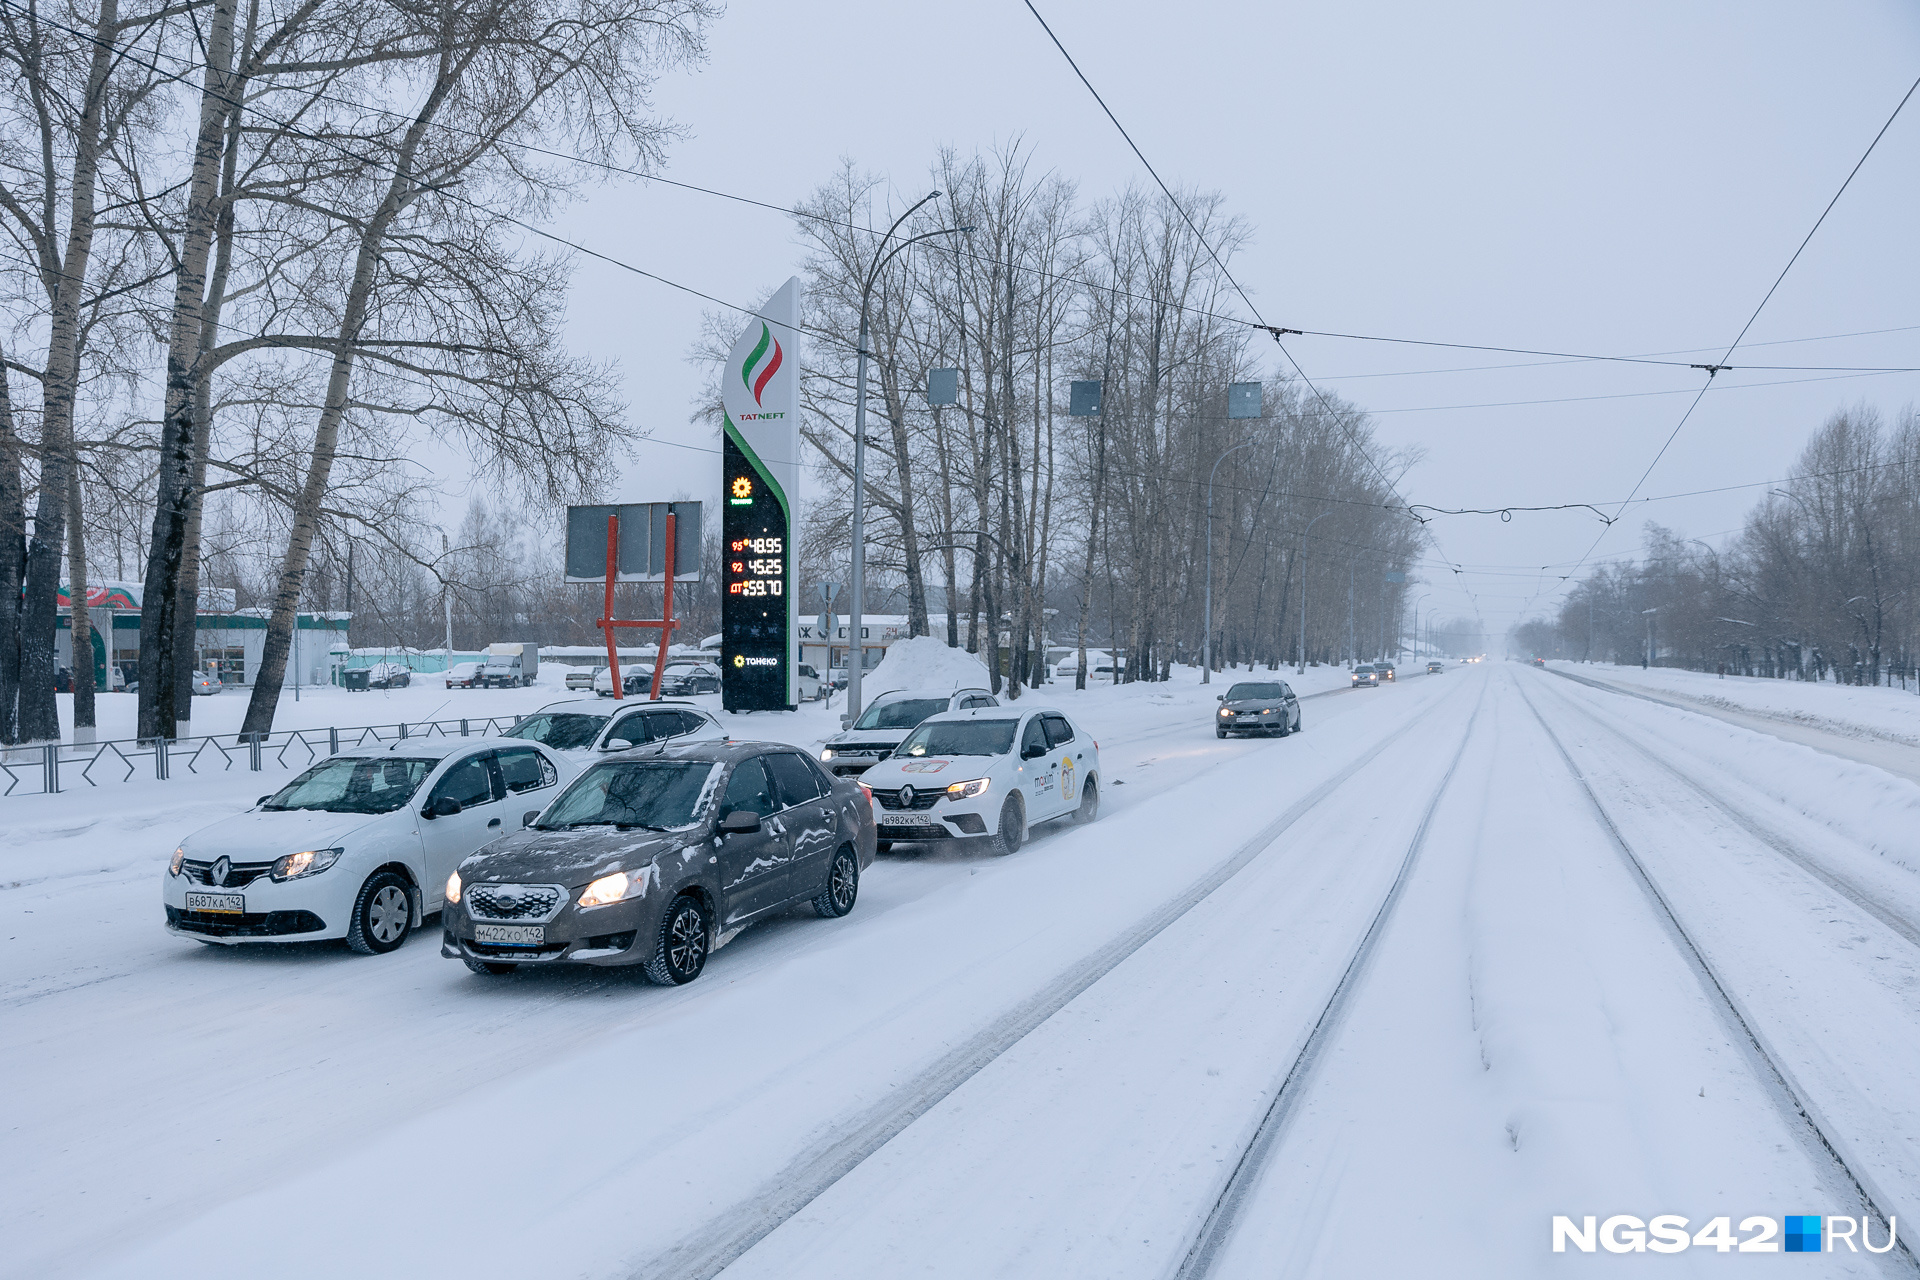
[487,818,501,828]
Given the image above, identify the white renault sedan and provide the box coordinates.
[857,706,1099,854]
[164,738,565,954]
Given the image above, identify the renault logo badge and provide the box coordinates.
[210,856,231,887]
[899,785,915,807]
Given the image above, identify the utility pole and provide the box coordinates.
[1346,564,1354,666]
[1202,441,1254,684]
[1642,607,1657,669]
[441,531,454,662]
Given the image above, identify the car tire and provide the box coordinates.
[464,958,518,976]
[643,893,711,985]
[1277,717,1291,737]
[1294,712,1304,732]
[345,872,413,955]
[1072,778,1099,825]
[812,847,859,918]
[990,794,1025,856]
[1215,726,1228,738]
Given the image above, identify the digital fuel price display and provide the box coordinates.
[720,438,794,710]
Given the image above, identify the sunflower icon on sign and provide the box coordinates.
[733,655,745,668]
[731,476,753,499]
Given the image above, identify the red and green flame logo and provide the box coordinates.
[740,322,784,407]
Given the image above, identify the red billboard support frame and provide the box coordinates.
[596,511,677,701]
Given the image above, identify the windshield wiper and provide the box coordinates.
[614,822,670,832]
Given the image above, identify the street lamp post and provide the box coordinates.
[1412,593,1429,663]
[846,193,972,726]
[1201,441,1255,684]
[1642,607,1658,669]
[1297,510,1333,674]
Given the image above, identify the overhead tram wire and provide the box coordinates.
[1519,68,1920,622]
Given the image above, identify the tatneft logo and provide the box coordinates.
[740,322,783,407]
[1552,1214,1898,1254]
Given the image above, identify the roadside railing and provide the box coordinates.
[0,715,526,798]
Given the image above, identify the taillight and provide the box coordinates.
[859,784,874,805]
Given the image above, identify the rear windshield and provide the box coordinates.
[854,698,949,731]
[263,756,433,814]
[1226,683,1287,700]
[537,761,720,831]
[896,719,1017,758]
[504,712,609,751]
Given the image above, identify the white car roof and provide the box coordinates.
[377,737,505,761]
[916,704,1058,725]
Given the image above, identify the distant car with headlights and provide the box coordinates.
[164,738,566,954]
[1215,679,1301,738]
[1426,661,1444,674]
[1532,657,1546,667]
[445,661,483,689]
[818,687,997,776]
[442,741,875,982]
[190,670,223,696]
[1351,665,1380,688]
[856,706,1099,855]
[1376,662,1396,681]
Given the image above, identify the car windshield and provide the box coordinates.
[896,719,1017,758]
[1226,682,1287,701]
[1354,667,1374,674]
[854,697,949,731]
[536,760,719,830]
[504,711,609,751]
[262,756,432,814]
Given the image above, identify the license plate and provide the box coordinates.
[884,815,936,827]
[186,892,243,914]
[475,924,544,945]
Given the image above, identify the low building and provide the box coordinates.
[56,580,351,689]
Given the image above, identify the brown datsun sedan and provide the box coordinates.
[442,740,875,984]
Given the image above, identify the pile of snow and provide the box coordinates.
[863,636,992,698]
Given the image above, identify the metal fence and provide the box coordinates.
[0,715,526,798]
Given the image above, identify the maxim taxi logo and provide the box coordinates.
[1552,1214,1898,1255]
[740,321,784,407]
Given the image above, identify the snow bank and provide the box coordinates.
[1560,661,1920,747]
[862,636,993,698]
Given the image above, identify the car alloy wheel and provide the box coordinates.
[645,893,710,985]
[1073,778,1100,825]
[346,871,414,955]
[990,794,1025,856]
[813,848,859,918]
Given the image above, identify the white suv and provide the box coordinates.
[818,687,996,776]
[500,697,726,777]
[857,705,1099,854]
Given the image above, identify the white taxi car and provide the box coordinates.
[857,706,1099,854]
[164,738,565,954]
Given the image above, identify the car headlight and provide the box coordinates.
[945,778,990,801]
[820,748,835,761]
[271,847,343,882]
[578,868,647,908]
[169,847,186,876]
[1219,708,1235,716]
[446,870,462,904]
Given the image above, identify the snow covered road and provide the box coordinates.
[6,662,1919,1279]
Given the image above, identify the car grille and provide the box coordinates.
[182,859,274,889]
[466,883,565,922]
[834,742,895,756]
[868,787,941,811]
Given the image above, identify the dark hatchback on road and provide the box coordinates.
[443,741,875,984]
[1216,680,1302,738]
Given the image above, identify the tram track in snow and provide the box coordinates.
[638,676,1475,1280]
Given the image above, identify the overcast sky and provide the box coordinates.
[516,0,1920,637]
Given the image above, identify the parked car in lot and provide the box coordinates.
[658,661,721,697]
[1532,657,1546,667]
[480,641,538,688]
[164,738,567,954]
[564,666,602,692]
[858,705,1099,855]
[442,740,875,982]
[445,661,483,689]
[1427,661,1444,674]
[594,664,656,697]
[818,686,997,776]
[366,661,411,689]
[1351,665,1379,688]
[502,697,726,772]
[190,670,223,696]
[796,662,825,702]
[1215,680,1301,738]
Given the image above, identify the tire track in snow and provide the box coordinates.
[1169,682,1489,1280]
[637,677,1474,1280]
[1513,674,1919,1275]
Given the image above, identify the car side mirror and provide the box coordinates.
[257,795,272,806]
[1216,694,1225,702]
[522,809,540,828]
[425,795,461,819]
[720,808,761,835]
[1022,743,1047,760]
[603,738,634,752]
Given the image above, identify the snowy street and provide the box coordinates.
[7,662,1919,1278]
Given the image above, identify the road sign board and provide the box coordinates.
[564,503,701,582]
